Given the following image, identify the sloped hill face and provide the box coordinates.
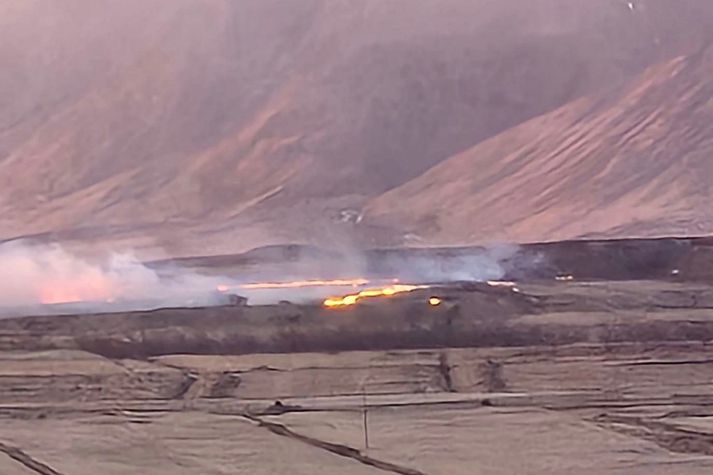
[1,0,713,255]
[0,1,315,244]
[365,44,713,246]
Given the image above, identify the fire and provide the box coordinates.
[428,297,442,306]
[323,284,428,308]
[487,280,517,287]
[220,278,370,292]
[39,276,114,305]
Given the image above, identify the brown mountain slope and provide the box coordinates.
[365,44,713,246]
[1,1,713,255]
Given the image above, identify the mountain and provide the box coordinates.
[365,43,713,245]
[1,0,712,256]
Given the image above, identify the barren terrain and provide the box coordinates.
[3,2,713,472]
[366,44,713,245]
[2,1,713,256]
[3,239,713,473]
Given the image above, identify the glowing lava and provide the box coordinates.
[323,284,428,308]
[219,278,371,292]
[428,297,442,306]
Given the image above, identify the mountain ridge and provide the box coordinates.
[1,0,713,256]
[365,45,713,246]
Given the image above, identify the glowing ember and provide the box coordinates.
[323,284,428,308]
[487,280,521,293]
[487,280,517,287]
[39,276,114,305]
[428,297,442,306]
[225,278,370,291]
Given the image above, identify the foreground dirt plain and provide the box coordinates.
[4,239,713,473]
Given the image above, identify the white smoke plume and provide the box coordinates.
[0,241,522,318]
[371,244,518,283]
[0,241,230,316]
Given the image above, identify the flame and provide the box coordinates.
[323,284,428,308]
[39,276,114,305]
[220,278,370,291]
[487,280,517,287]
[428,297,442,306]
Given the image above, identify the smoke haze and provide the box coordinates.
[0,241,519,317]
[376,244,517,283]
[0,242,229,315]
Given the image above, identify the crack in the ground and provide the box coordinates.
[241,413,431,475]
[541,399,713,415]
[145,359,201,399]
[591,414,713,456]
[171,373,199,399]
[437,353,455,392]
[612,359,713,366]
[151,362,446,374]
[483,360,507,392]
[144,358,449,400]
[0,441,65,475]
[247,398,492,416]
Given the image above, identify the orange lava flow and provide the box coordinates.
[219,278,370,292]
[323,284,428,308]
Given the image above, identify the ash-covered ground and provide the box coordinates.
[2,237,713,474]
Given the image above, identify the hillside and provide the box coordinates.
[1,1,713,256]
[365,43,713,246]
